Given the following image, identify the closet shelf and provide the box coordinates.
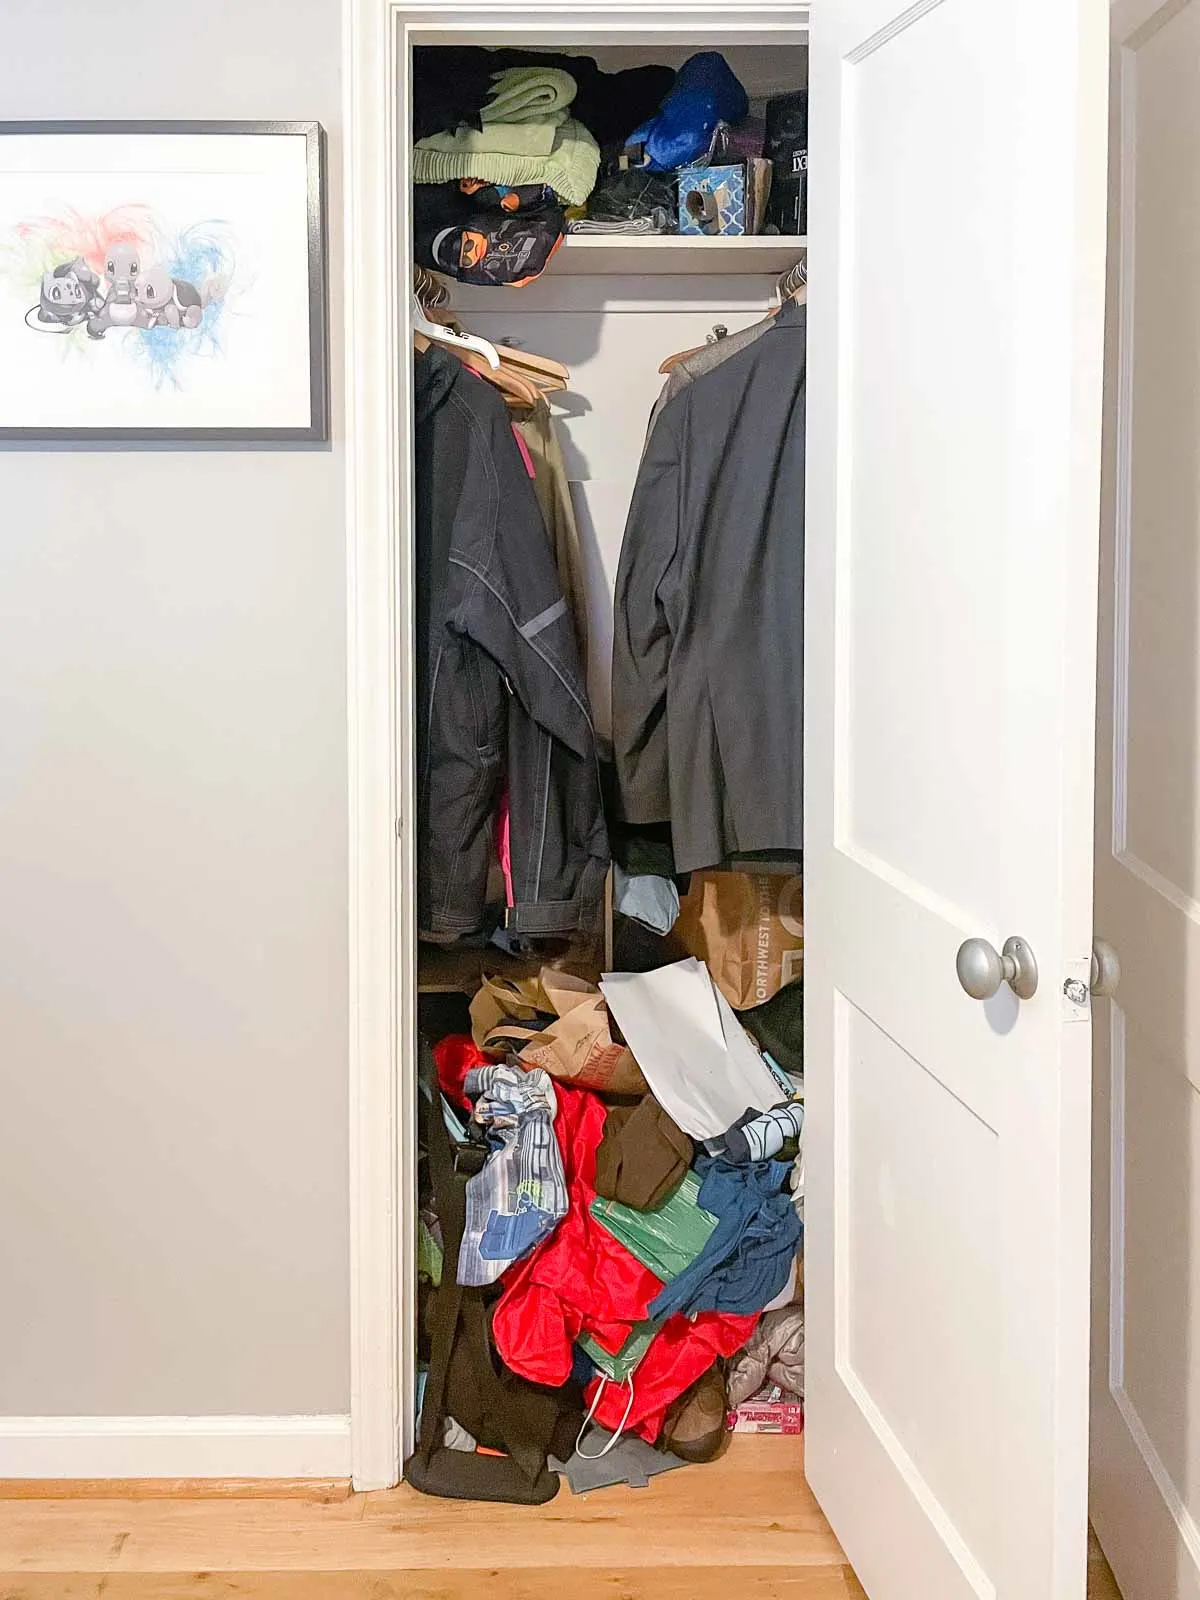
[553,234,807,276]
[418,942,601,995]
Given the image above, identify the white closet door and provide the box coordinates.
[804,2,1108,1597]
[1091,2,1200,1597]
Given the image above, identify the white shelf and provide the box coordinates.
[552,234,806,276]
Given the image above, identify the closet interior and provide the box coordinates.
[409,38,811,1504]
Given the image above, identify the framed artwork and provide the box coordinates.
[0,121,328,442]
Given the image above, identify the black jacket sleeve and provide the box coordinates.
[611,394,683,825]
[449,404,607,935]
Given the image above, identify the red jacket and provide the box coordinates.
[492,1080,756,1440]
[433,1034,492,1112]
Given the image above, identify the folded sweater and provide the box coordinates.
[483,66,576,124]
[412,47,674,149]
[417,117,566,160]
[413,117,600,207]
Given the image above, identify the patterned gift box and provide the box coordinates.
[677,163,747,237]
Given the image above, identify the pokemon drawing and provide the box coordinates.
[27,240,225,340]
[7,204,236,387]
[133,263,206,331]
[32,256,101,329]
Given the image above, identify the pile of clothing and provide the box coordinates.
[412,50,673,284]
[408,951,806,1504]
[412,50,809,280]
[576,60,808,240]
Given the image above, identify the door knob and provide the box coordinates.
[1090,938,1120,998]
[956,936,1039,1001]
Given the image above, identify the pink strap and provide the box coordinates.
[511,425,536,480]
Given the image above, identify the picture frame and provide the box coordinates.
[0,120,329,443]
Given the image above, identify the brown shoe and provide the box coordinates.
[661,1365,732,1464]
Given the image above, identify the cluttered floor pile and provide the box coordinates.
[410,920,806,1505]
[412,48,809,286]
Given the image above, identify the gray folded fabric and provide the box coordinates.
[443,1416,478,1452]
[550,1425,687,1492]
[567,211,672,236]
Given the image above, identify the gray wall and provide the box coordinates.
[0,0,349,1415]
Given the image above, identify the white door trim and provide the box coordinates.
[0,1416,352,1481]
[342,0,811,1492]
[1091,1,1200,1592]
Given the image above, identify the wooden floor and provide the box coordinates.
[0,1435,1123,1599]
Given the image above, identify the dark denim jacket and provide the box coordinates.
[416,346,608,937]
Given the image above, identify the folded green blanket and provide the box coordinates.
[482,66,576,125]
[413,117,601,208]
[417,118,565,160]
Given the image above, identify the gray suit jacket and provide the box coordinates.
[646,314,773,439]
[612,298,806,872]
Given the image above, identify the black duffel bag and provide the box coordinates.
[404,1039,584,1503]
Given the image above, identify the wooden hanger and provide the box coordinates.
[496,341,570,390]
[658,324,729,376]
[454,347,542,408]
[416,327,541,407]
[411,267,557,406]
[413,265,450,311]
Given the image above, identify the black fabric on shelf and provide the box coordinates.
[412,47,675,150]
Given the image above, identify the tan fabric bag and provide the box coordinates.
[672,871,804,1011]
[470,967,647,1096]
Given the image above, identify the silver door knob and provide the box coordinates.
[1090,938,1120,998]
[956,936,1039,1001]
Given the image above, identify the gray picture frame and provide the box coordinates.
[0,119,329,445]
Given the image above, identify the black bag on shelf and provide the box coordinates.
[585,167,677,227]
[404,1038,584,1504]
[763,90,809,236]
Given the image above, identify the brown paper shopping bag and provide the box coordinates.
[672,871,803,1011]
[470,967,646,1096]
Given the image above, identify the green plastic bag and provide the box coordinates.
[590,1169,719,1285]
[576,1319,660,1382]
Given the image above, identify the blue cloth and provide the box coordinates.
[624,52,749,173]
[613,864,680,934]
[647,1154,801,1319]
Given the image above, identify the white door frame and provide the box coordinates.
[342,0,812,1491]
[1091,0,1200,1591]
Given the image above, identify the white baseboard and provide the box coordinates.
[0,1414,352,1480]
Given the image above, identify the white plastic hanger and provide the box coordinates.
[411,294,500,370]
